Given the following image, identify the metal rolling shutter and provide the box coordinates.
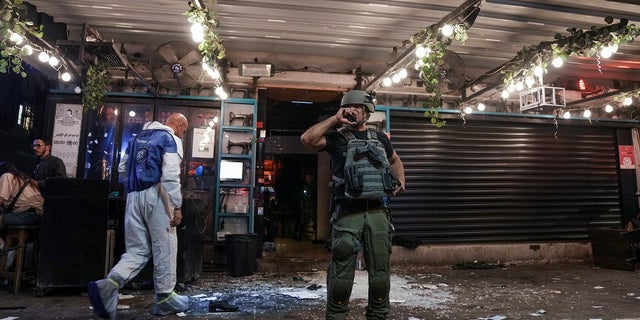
[389,111,621,244]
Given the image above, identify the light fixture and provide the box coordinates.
[38,51,50,62]
[515,81,524,91]
[48,56,60,68]
[600,46,613,59]
[562,111,571,119]
[477,102,486,111]
[501,90,509,99]
[441,24,454,37]
[583,109,591,118]
[623,97,633,106]
[525,76,535,88]
[238,62,275,77]
[74,86,82,94]
[551,57,564,68]
[604,104,613,113]
[398,68,408,79]
[463,106,473,114]
[415,45,428,58]
[60,71,72,82]
[191,23,205,43]
[21,45,33,56]
[391,73,401,83]
[382,77,392,87]
[9,32,23,44]
[533,65,544,78]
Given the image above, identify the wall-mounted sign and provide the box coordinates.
[52,104,83,177]
[619,145,635,170]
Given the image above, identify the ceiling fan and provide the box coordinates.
[150,41,202,89]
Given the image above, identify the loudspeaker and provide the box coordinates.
[37,179,110,290]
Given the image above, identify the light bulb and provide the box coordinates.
[74,86,82,94]
[563,111,571,119]
[391,73,401,83]
[38,52,50,62]
[48,56,60,67]
[552,57,564,68]
[463,106,473,114]
[583,109,591,118]
[501,90,510,99]
[21,45,33,56]
[60,72,71,82]
[129,110,136,118]
[191,23,205,43]
[515,81,524,91]
[477,103,486,111]
[218,91,228,100]
[604,104,613,113]
[9,32,23,44]
[382,77,392,87]
[623,97,633,106]
[415,45,427,58]
[600,46,613,59]
[215,86,225,95]
[507,83,515,93]
[441,24,454,37]
[398,68,408,79]
[525,76,535,88]
[210,68,220,79]
[533,65,544,77]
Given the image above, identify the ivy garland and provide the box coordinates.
[81,60,110,113]
[502,17,640,87]
[411,24,468,127]
[0,0,44,77]
[186,0,226,64]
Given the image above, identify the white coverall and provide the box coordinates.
[109,121,183,294]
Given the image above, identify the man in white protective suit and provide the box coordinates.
[88,113,189,319]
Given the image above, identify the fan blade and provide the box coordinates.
[176,72,196,87]
[178,49,202,66]
[157,44,179,64]
[184,65,202,79]
[153,65,175,83]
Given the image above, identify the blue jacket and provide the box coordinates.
[119,121,183,209]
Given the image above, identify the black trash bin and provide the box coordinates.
[225,234,259,277]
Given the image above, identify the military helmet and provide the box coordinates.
[340,90,375,113]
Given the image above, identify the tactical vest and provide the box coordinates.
[335,128,399,199]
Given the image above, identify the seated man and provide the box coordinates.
[31,136,67,190]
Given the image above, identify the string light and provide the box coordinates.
[604,104,613,113]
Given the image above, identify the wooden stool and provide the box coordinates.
[0,225,40,294]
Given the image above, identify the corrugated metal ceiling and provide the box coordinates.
[21,0,640,110]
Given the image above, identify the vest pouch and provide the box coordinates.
[346,166,363,194]
[382,168,396,193]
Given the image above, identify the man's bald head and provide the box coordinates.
[166,113,188,139]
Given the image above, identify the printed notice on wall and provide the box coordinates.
[52,104,83,177]
[191,127,215,158]
[619,145,635,169]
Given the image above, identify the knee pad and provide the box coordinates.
[370,270,390,301]
[328,277,354,305]
[332,232,357,261]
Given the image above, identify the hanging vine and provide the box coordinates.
[81,60,110,113]
[186,0,226,63]
[411,24,468,127]
[501,17,640,87]
[0,0,44,77]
